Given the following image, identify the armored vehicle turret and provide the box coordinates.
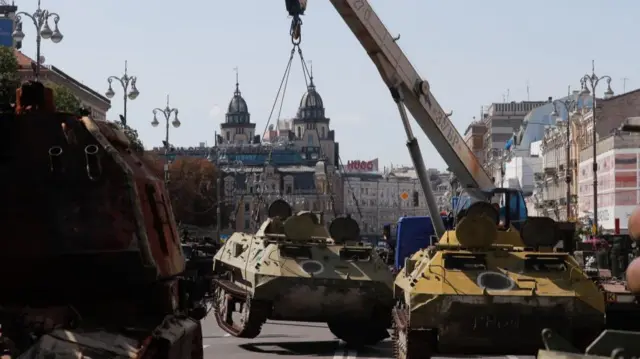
[212,199,394,346]
[392,193,606,358]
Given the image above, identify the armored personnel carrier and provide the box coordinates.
[212,199,394,346]
[392,194,606,358]
[0,82,205,358]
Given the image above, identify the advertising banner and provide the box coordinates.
[0,18,14,47]
[343,158,379,172]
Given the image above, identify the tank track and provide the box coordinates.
[212,278,270,339]
[392,303,437,359]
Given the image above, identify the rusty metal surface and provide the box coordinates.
[15,329,143,359]
[0,112,184,288]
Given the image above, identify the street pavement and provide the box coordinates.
[200,312,536,359]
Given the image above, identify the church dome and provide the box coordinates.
[297,78,325,120]
[226,82,250,124]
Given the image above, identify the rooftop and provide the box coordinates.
[14,50,110,105]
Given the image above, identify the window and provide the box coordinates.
[321,127,326,138]
[297,127,301,138]
[226,132,230,141]
[245,203,250,212]
[286,185,292,194]
[308,134,313,145]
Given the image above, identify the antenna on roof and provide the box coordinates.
[622,77,629,93]
[526,81,530,101]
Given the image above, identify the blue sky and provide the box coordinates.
[16,0,639,170]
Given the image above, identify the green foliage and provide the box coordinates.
[0,47,19,108]
[113,122,145,152]
[50,85,81,113]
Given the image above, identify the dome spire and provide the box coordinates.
[308,60,315,89]
[234,66,241,95]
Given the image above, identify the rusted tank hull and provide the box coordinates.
[256,276,393,322]
[1,312,203,359]
[410,296,603,354]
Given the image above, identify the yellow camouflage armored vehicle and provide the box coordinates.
[212,199,394,346]
[392,196,606,358]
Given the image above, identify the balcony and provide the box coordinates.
[559,197,567,205]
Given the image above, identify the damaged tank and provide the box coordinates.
[0,82,206,358]
[212,199,394,346]
[392,196,606,358]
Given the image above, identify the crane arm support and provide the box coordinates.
[328,0,495,193]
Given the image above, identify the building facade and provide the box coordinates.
[342,166,450,235]
[483,101,547,163]
[208,77,341,233]
[463,120,487,165]
[13,51,110,120]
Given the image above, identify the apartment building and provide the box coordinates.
[463,121,487,164]
[483,101,547,163]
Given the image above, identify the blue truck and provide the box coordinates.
[385,215,453,271]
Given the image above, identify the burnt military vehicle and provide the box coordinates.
[392,198,606,358]
[212,199,394,346]
[0,82,205,359]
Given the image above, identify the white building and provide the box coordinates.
[342,166,450,235]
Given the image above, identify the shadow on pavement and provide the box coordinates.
[239,340,392,357]
[266,321,327,329]
[239,341,338,356]
[203,334,302,339]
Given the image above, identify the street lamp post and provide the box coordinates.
[579,61,614,235]
[151,95,180,183]
[105,60,139,126]
[550,97,578,220]
[11,0,64,81]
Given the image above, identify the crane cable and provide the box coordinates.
[249,21,313,229]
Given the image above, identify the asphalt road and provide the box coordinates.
[200,313,537,359]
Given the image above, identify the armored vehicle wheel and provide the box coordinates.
[327,319,389,347]
[212,278,269,338]
[392,306,437,359]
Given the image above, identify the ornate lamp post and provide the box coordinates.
[550,96,578,220]
[579,61,614,235]
[151,95,180,183]
[105,60,139,126]
[11,0,63,81]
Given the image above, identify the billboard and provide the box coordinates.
[343,158,379,172]
[0,18,13,47]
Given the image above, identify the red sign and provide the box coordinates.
[345,159,378,172]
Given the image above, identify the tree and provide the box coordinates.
[50,85,81,113]
[0,46,19,109]
[147,156,228,228]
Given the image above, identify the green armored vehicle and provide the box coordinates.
[212,199,394,346]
